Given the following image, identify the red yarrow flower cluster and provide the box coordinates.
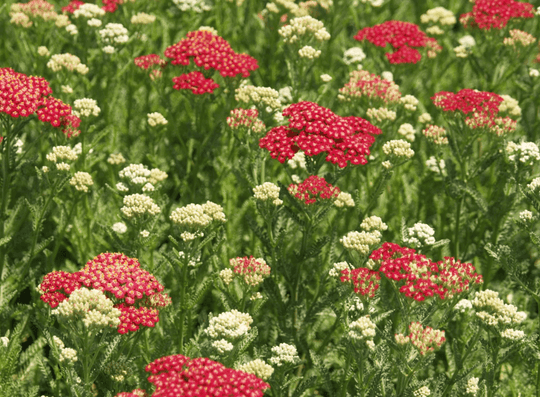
[259,101,381,168]
[340,267,381,297]
[368,242,483,301]
[62,0,123,14]
[134,54,168,70]
[432,88,517,135]
[460,0,534,30]
[142,354,270,397]
[38,253,171,334]
[229,256,271,286]
[172,71,220,95]
[354,21,439,64]
[288,175,340,205]
[61,0,84,14]
[408,321,446,355]
[0,68,80,137]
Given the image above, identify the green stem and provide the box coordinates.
[339,349,352,397]
[177,258,189,354]
[453,197,463,259]
[49,194,81,266]
[0,119,12,277]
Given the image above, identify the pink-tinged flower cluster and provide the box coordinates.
[432,89,517,135]
[339,70,402,105]
[340,267,381,297]
[38,253,171,334]
[460,0,534,30]
[227,108,266,133]
[62,0,123,14]
[116,390,147,397]
[61,0,84,14]
[408,322,446,355]
[368,242,483,301]
[134,54,168,70]
[172,71,220,95]
[229,256,271,287]
[141,354,270,397]
[0,68,81,137]
[354,21,440,64]
[259,101,381,167]
[288,175,340,205]
[11,0,57,20]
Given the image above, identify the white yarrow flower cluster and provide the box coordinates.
[466,377,480,395]
[147,112,168,127]
[420,7,456,25]
[1,337,8,348]
[528,177,540,191]
[382,140,415,159]
[349,315,376,340]
[413,386,431,397]
[400,95,419,111]
[112,222,127,234]
[119,164,168,187]
[498,95,521,117]
[131,12,156,24]
[100,23,129,44]
[278,16,330,44]
[38,46,50,57]
[366,107,396,122]
[70,172,93,192]
[343,47,366,65]
[73,98,101,118]
[46,146,78,163]
[121,194,161,218]
[501,328,526,340]
[173,0,211,12]
[329,261,349,277]
[238,359,274,381]
[206,310,253,339]
[212,339,234,353]
[454,299,473,313]
[506,141,540,165]
[426,156,446,174]
[287,151,306,169]
[298,45,321,59]
[87,18,102,27]
[320,74,332,82]
[360,216,388,232]
[73,3,105,18]
[170,202,226,240]
[107,153,126,165]
[341,230,381,255]
[235,86,281,109]
[253,182,282,206]
[270,343,300,366]
[47,54,88,74]
[472,289,527,327]
[519,210,533,223]
[398,123,416,141]
[403,222,436,247]
[66,24,78,35]
[219,268,234,285]
[334,192,355,208]
[530,68,540,77]
[52,288,121,329]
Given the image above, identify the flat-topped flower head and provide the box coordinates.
[99,23,129,44]
[270,343,300,366]
[253,182,282,205]
[235,86,281,109]
[238,359,274,381]
[288,175,340,205]
[339,70,402,105]
[70,171,93,192]
[206,309,253,339]
[229,256,271,286]
[134,54,168,70]
[73,98,100,118]
[143,354,269,396]
[460,0,534,30]
[121,194,161,218]
[340,267,381,297]
[260,101,381,167]
[341,230,382,255]
[423,124,448,145]
[408,321,445,355]
[349,315,376,340]
[172,71,219,94]
[227,108,265,133]
[164,30,258,78]
[403,222,436,247]
[278,15,330,44]
[354,21,439,64]
[47,54,88,74]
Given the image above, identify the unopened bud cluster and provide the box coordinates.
[121,194,161,218]
[253,182,282,206]
[269,343,300,366]
[235,86,281,109]
[70,172,94,192]
[206,310,253,339]
[238,359,274,381]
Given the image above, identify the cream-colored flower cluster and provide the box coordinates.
[298,45,321,59]
[349,315,376,340]
[400,95,419,111]
[131,12,156,24]
[413,386,431,397]
[212,339,234,353]
[253,182,283,206]
[529,177,540,191]
[329,261,349,277]
[382,139,415,159]
[398,123,416,141]
[73,3,105,18]
[340,230,381,255]
[503,29,536,48]
[38,46,50,57]
[206,310,253,339]
[219,268,234,285]
[235,86,281,109]
[52,336,78,364]
[500,328,526,340]
[506,141,540,165]
[69,172,93,192]
[454,35,476,58]
[52,288,121,329]
[360,216,388,232]
[404,222,436,247]
[334,192,355,208]
[173,0,211,12]
[73,98,101,118]
[472,289,527,327]
[228,257,271,287]
[118,164,168,190]
[423,125,448,145]
[269,343,300,366]
[238,359,274,381]
[420,7,456,25]
[47,54,89,74]
[519,210,533,223]
[278,16,330,44]
[426,156,446,175]
[11,12,32,28]
[266,0,327,18]
[498,95,521,117]
[46,146,78,164]
[170,202,226,240]
[100,23,129,44]
[418,113,432,124]
[366,107,396,122]
[147,112,168,127]
[107,153,126,165]
[121,194,161,218]
[320,74,332,82]
[454,299,473,313]
[466,377,480,395]
[343,47,366,65]
[112,222,127,234]
[287,151,306,169]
